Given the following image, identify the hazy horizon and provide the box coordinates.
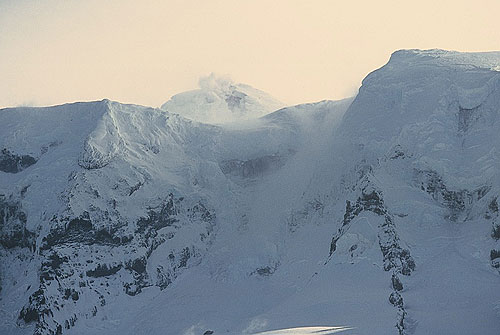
[1,0,499,109]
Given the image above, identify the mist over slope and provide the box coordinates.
[160,74,285,124]
[1,49,500,335]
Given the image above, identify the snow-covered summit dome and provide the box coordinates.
[160,73,285,124]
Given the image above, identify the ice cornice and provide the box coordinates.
[388,48,500,70]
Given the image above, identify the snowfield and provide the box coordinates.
[1,49,500,335]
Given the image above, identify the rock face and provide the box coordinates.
[1,50,500,335]
[0,96,344,335]
[0,101,225,334]
[0,148,37,173]
[220,152,291,178]
[328,174,415,335]
[0,195,35,250]
[20,193,215,333]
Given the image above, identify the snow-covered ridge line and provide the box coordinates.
[389,48,500,70]
[0,91,352,334]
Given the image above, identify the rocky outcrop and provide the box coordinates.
[78,142,116,170]
[41,212,129,251]
[136,193,179,235]
[17,193,216,335]
[487,198,500,240]
[490,249,500,269]
[328,176,415,335]
[414,169,490,221]
[485,197,500,271]
[220,152,290,178]
[0,195,36,250]
[458,105,480,133]
[0,148,37,173]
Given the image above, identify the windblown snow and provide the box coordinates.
[1,49,500,335]
[160,74,285,124]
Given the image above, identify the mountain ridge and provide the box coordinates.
[1,49,500,335]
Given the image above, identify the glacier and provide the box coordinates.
[1,49,500,335]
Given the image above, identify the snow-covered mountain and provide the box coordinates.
[160,74,285,124]
[1,49,500,335]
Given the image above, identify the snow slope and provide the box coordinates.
[160,74,285,124]
[1,49,500,335]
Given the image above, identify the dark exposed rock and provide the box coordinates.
[361,190,385,214]
[129,182,143,196]
[16,192,215,335]
[389,291,404,307]
[476,186,491,201]
[387,145,412,161]
[124,280,147,296]
[19,289,50,324]
[330,186,414,278]
[379,227,415,276]
[78,142,115,170]
[46,252,68,270]
[490,250,500,269]
[396,309,409,335]
[64,314,77,330]
[0,196,36,249]
[178,247,191,268]
[330,191,385,256]
[220,153,289,178]
[154,246,200,291]
[328,177,414,335]
[225,90,246,110]
[489,198,498,213]
[156,265,172,290]
[390,150,405,160]
[42,213,125,250]
[40,253,69,283]
[86,263,122,278]
[136,193,179,235]
[490,249,500,260]
[252,262,279,277]
[20,185,30,197]
[189,202,216,223]
[120,196,213,296]
[329,237,338,256]
[0,148,37,173]
[415,170,470,220]
[392,274,403,291]
[342,200,361,226]
[256,267,273,276]
[19,306,40,324]
[0,226,35,249]
[414,169,489,222]
[492,224,500,240]
[458,105,479,133]
[487,198,500,240]
[63,288,79,301]
[126,257,147,274]
[203,330,214,335]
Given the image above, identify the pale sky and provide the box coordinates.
[1,0,499,108]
